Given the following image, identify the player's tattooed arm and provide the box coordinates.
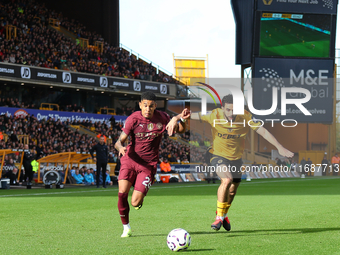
[176,108,190,134]
[166,108,191,135]
[115,131,128,157]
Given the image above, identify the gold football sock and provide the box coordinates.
[217,201,229,217]
[224,203,231,216]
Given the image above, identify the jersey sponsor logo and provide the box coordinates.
[139,124,144,128]
[218,159,223,164]
[218,133,241,139]
[227,128,233,133]
[136,132,160,140]
[147,123,154,131]
[156,123,162,130]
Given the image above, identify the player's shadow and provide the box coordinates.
[190,227,340,237]
[182,249,215,252]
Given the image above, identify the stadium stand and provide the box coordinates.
[0,0,178,84]
[0,112,202,164]
[0,95,135,115]
[0,0,203,170]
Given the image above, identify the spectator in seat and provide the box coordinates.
[290,159,298,171]
[84,169,95,185]
[160,158,171,173]
[4,167,19,185]
[73,169,84,184]
[70,166,76,177]
[89,168,95,178]
[108,153,115,163]
[169,154,176,163]
[105,170,113,186]
[284,158,291,169]
[182,157,189,164]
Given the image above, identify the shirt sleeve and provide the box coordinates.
[162,111,171,123]
[122,116,135,136]
[199,111,215,124]
[245,111,262,131]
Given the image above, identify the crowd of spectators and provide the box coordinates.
[0,113,119,158]
[0,0,178,84]
[0,112,203,165]
[0,96,135,116]
[0,97,36,109]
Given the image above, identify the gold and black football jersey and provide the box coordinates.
[199,108,261,160]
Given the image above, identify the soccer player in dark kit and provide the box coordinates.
[115,92,190,237]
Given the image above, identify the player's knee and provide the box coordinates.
[221,178,233,187]
[131,199,142,207]
[118,188,129,193]
[229,189,237,196]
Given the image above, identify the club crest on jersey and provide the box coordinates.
[157,123,162,130]
[147,123,154,131]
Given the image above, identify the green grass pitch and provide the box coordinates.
[260,20,330,58]
[1,177,340,254]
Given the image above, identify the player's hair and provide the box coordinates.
[222,94,233,106]
[141,92,156,101]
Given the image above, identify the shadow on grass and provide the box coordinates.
[182,249,215,252]
[189,227,340,236]
[117,227,340,238]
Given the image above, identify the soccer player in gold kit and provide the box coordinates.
[191,94,294,231]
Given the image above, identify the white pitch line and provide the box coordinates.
[0,177,338,198]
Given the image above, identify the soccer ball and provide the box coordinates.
[167,228,191,252]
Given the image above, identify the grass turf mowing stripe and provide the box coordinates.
[1,177,339,254]
[0,177,338,198]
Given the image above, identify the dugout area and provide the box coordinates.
[37,152,117,184]
[0,149,24,180]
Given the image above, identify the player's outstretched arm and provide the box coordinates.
[256,127,294,158]
[190,112,200,120]
[115,131,128,157]
[166,108,191,136]
[190,111,212,121]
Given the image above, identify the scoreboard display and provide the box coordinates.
[254,12,334,58]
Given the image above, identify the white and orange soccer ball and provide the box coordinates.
[167,228,191,252]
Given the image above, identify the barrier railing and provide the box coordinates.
[5,25,17,40]
[49,18,60,28]
[39,103,59,111]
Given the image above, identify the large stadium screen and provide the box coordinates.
[259,13,332,58]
